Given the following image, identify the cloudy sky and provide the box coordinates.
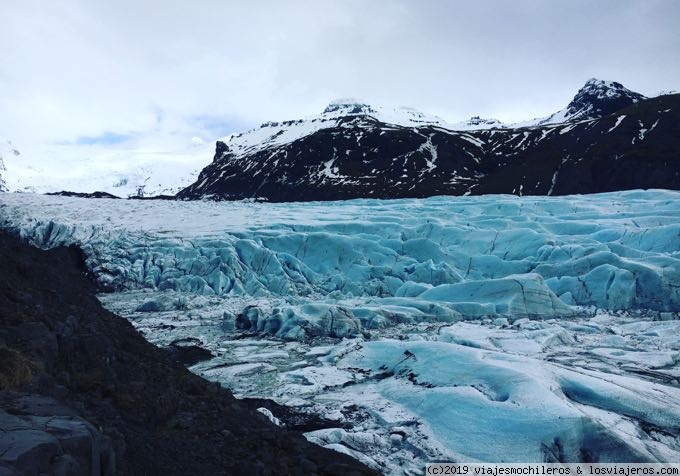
[1,0,679,164]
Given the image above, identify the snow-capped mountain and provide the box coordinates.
[0,137,22,192]
[0,138,213,198]
[321,99,449,127]
[516,78,646,127]
[218,99,506,161]
[179,79,679,202]
[450,115,505,130]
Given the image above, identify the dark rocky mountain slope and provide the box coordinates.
[178,81,679,202]
[0,232,375,475]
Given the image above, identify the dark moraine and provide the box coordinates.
[0,232,376,476]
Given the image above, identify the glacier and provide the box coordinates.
[0,135,213,197]
[1,190,679,471]
[1,190,678,323]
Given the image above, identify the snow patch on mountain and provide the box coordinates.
[449,116,505,130]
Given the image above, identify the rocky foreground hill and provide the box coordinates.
[178,79,679,202]
[0,232,374,475]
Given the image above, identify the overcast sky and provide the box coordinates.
[1,0,679,153]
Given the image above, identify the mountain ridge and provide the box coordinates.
[2,79,677,200]
[178,80,679,202]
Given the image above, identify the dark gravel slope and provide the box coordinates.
[0,232,376,475]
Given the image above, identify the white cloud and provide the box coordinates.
[0,0,678,159]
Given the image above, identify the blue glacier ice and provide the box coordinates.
[1,190,678,339]
[334,338,680,463]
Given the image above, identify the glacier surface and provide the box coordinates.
[1,191,679,471]
[1,190,678,324]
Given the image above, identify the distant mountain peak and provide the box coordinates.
[515,78,646,127]
[567,78,645,115]
[458,116,504,128]
[581,77,636,93]
[583,77,617,87]
[321,99,448,127]
[322,99,375,115]
[0,138,17,192]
